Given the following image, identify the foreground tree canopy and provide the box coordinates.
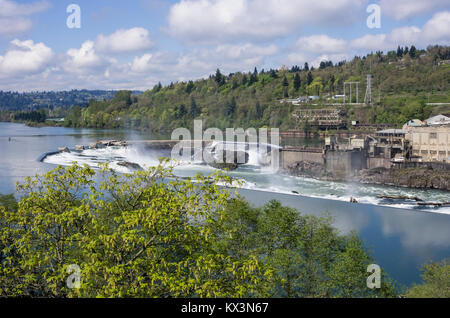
[0,163,401,297]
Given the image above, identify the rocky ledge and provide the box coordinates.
[285,161,450,191]
[357,167,450,191]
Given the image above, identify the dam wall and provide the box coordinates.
[367,157,391,169]
[279,148,324,169]
[325,151,367,177]
[279,147,369,177]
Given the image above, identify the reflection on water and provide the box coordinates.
[1,122,449,286]
[240,189,450,286]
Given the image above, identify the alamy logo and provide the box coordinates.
[171,120,280,172]
[66,264,81,289]
[367,264,381,289]
[366,4,381,29]
[67,4,81,29]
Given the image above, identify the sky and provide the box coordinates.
[0,0,449,92]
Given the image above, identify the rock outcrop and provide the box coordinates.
[285,161,450,191]
[285,161,335,180]
[58,147,70,153]
[357,167,450,191]
[208,162,239,171]
[206,150,249,171]
[117,161,142,171]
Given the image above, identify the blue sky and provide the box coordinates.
[0,0,449,91]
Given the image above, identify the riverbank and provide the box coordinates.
[285,161,450,192]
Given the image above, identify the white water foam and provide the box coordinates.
[42,145,450,215]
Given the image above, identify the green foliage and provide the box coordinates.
[0,163,266,298]
[406,259,450,298]
[210,199,398,298]
[0,164,403,298]
[0,194,17,212]
[58,46,450,132]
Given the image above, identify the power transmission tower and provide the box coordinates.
[344,82,359,104]
[364,74,373,105]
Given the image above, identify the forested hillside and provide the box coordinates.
[15,46,450,131]
[0,90,130,111]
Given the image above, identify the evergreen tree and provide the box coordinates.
[189,97,200,118]
[185,81,194,94]
[304,62,309,71]
[242,74,248,86]
[255,101,262,119]
[226,97,236,116]
[154,82,162,93]
[307,72,313,86]
[269,69,278,78]
[293,73,301,91]
[410,45,417,58]
[215,69,224,86]
[282,75,289,87]
[249,69,258,85]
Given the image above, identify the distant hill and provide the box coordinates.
[0,90,143,111]
[6,46,450,131]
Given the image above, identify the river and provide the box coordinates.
[1,122,449,287]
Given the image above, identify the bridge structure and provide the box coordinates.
[293,108,346,130]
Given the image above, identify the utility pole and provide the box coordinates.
[364,74,373,105]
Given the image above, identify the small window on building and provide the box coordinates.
[430,133,437,139]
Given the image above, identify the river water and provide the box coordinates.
[1,122,449,287]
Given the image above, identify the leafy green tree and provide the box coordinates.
[210,200,398,298]
[0,164,266,298]
[406,259,450,298]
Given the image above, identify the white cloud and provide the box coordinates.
[66,41,104,70]
[379,0,449,20]
[350,34,387,50]
[311,53,349,67]
[130,42,278,81]
[284,52,310,66]
[286,11,450,68]
[213,43,278,62]
[351,11,450,50]
[295,34,348,54]
[167,0,367,43]
[95,27,154,54]
[0,39,53,76]
[422,11,450,44]
[0,0,49,36]
[130,52,174,73]
[351,27,421,50]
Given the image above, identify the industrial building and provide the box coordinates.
[407,126,450,162]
